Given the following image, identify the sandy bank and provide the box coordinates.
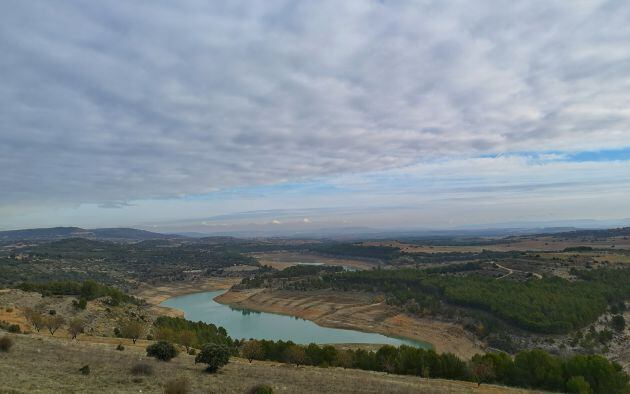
[215,288,485,359]
[133,277,241,317]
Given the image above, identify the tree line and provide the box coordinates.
[17,280,138,306]
[235,339,628,393]
[147,315,629,394]
[324,267,630,334]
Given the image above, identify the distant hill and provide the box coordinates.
[0,226,181,243]
[546,227,630,239]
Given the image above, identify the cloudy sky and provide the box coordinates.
[2,1,630,233]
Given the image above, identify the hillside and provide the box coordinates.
[0,227,179,243]
[0,333,541,394]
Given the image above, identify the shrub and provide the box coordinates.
[195,343,230,373]
[247,384,274,394]
[8,324,21,333]
[131,362,154,376]
[611,315,625,332]
[146,341,178,361]
[0,336,14,352]
[72,298,87,310]
[116,344,125,351]
[163,377,190,394]
[566,375,592,394]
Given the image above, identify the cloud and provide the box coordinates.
[1,0,630,217]
[97,201,134,209]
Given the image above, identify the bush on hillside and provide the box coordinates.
[164,377,190,394]
[0,335,14,352]
[247,384,274,394]
[146,341,178,361]
[611,315,625,332]
[566,375,592,394]
[195,343,230,373]
[130,362,154,376]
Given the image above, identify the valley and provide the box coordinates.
[0,226,629,393]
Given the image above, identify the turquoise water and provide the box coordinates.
[160,290,431,348]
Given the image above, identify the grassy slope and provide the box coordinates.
[0,333,544,394]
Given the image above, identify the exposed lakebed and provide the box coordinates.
[161,290,431,348]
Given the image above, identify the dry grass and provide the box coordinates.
[0,333,544,394]
[164,377,191,394]
[131,362,154,376]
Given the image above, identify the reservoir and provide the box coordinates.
[161,290,431,348]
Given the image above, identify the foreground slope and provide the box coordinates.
[0,333,542,394]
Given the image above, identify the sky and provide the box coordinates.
[2,1,630,233]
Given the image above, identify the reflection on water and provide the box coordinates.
[230,307,261,316]
[161,290,432,348]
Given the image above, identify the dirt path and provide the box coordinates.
[215,288,485,359]
[494,262,542,280]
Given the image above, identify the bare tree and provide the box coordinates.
[283,345,306,367]
[44,315,65,336]
[471,360,494,387]
[23,307,44,332]
[241,340,264,363]
[68,318,85,339]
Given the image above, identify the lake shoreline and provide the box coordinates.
[142,278,484,358]
[161,288,429,347]
[215,287,485,358]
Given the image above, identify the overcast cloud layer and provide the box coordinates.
[2,1,630,230]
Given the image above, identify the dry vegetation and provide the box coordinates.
[0,333,542,394]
